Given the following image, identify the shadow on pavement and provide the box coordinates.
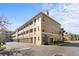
[59,42,79,47]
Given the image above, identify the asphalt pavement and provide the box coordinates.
[2,41,79,56]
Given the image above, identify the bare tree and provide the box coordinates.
[0,15,11,42]
[0,15,11,29]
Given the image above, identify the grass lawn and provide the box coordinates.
[64,40,79,43]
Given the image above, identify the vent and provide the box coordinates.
[42,10,49,15]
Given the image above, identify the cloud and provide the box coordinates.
[42,3,79,34]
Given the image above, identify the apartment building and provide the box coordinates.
[12,12,62,45]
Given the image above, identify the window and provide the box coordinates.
[38,26,39,31]
[30,29,33,33]
[34,37,36,44]
[26,30,28,34]
[34,37,36,39]
[38,37,40,41]
[34,19,36,25]
[34,28,36,32]
[42,29,44,32]
[34,19,36,23]
[18,33,21,36]
[43,19,45,22]
[42,17,45,22]
[50,38,53,44]
[23,31,26,34]
[52,32,53,34]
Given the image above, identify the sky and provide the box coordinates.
[42,3,79,34]
[0,3,79,34]
[0,3,42,31]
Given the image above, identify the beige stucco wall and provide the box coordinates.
[41,14,61,44]
[41,14,61,34]
[12,12,61,45]
[12,14,42,45]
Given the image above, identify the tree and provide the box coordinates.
[0,15,11,29]
[60,28,65,42]
[0,16,11,41]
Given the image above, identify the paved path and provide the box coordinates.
[3,42,79,56]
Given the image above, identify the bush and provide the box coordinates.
[0,45,6,51]
[53,41,63,44]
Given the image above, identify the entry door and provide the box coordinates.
[50,38,53,44]
[42,34,48,45]
[34,37,36,44]
[34,39,36,44]
[30,38,33,43]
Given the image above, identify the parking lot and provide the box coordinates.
[1,41,79,56]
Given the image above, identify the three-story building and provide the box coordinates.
[12,12,62,45]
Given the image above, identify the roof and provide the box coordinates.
[12,12,61,34]
[41,12,61,25]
